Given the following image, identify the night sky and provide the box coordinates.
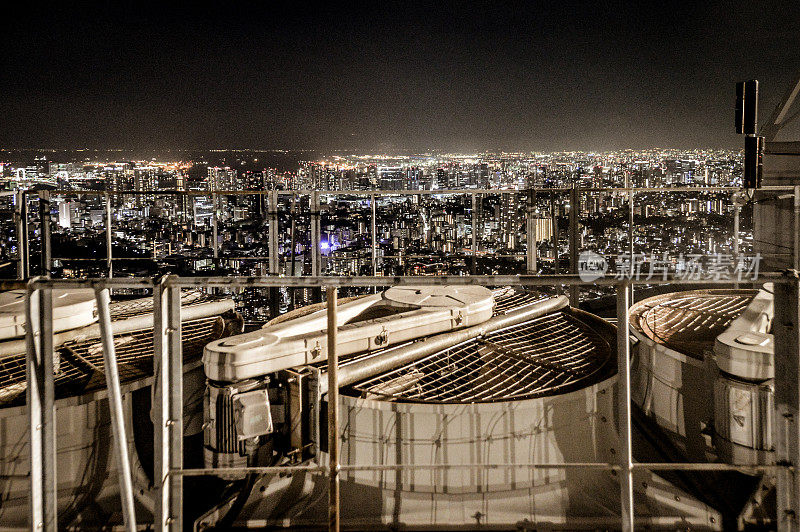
[2,1,798,152]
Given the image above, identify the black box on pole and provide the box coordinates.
[744,135,764,189]
[735,80,759,135]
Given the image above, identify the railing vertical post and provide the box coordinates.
[569,185,579,306]
[154,276,183,531]
[371,193,377,277]
[471,192,478,275]
[39,190,52,277]
[269,190,281,318]
[289,193,298,309]
[269,190,280,275]
[326,287,340,532]
[94,287,137,532]
[311,192,321,276]
[105,193,114,280]
[211,192,219,262]
[774,271,800,532]
[311,192,322,302]
[733,200,741,276]
[22,191,30,279]
[793,186,800,270]
[25,283,57,530]
[166,279,183,530]
[14,189,26,280]
[551,189,559,277]
[628,176,635,306]
[526,188,537,274]
[616,280,634,532]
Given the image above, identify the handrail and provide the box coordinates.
[20,272,800,531]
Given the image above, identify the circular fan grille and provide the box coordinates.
[629,289,757,360]
[347,310,614,403]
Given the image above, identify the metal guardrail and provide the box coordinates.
[19,272,800,532]
[9,184,800,307]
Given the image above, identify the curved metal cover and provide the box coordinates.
[382,285,492,309]
[0,289,97,340]
[714,286,774,380]
[203,286,495,382]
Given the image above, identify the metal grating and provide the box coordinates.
[0,290,238,408]
[109,290,224,320]
[629,289,757,360]
[490,287,550,314]
[0,316,232,407]
[348,310,615,403]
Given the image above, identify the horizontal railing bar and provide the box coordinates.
[171,462,792,476]
[49,253,530,262]
[25,184,800,197]
[27,273,787,290]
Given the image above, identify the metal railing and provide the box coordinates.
[16,271,800,531]
[8,184,798,307]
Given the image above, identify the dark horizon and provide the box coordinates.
[2,1,798,152]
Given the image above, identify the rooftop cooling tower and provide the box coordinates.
[629,289,758,458]
[198,287,720,530]
[0,289,241,529]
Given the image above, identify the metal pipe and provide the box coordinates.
[322,295,569,392]
[616,281,634,532]
[39,190,52,277]
[25,285,57,530]
[153,277,183,531]
[326,288,340,532]
[153,280,170,531]
[167,281,183,530]
[105,193,113,279]
[94,288,137,532]
[174,461,795,476]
